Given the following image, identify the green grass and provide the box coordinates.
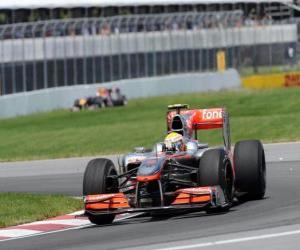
[0,88,300,161]
[0,193,83,228]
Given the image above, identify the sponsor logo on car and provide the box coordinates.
[202,109,222,120]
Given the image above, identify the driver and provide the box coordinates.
[164,132,186,152]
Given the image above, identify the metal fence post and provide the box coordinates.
[108,18,113,82]
[42,23,48,89]
[133,16,140,78]
[235,11,242,72]
[71,21,77,85]
[99,19,106,83]
[198,14,204,72]
[0,26,5,95]
[183,14,189,73]
[125,17,132,79]
[21,24,26,92]
[11,25,16,93]
[52,21,59,87]
[143,17,149,77]
[115,17,122,81]
[32,23,40,90]
[165,15,172,74]
[175,15,182,73]
[79,18,89,84]
[163,14,169,75]
[61,21,68,85]
[190,14,196,72]
[91,19,97,84]
[152,16,157,77]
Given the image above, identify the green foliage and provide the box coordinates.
[0,193,82,228]
[0,88,299,161]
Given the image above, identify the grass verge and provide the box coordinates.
[0,193,83,228]
[0,87,300,161]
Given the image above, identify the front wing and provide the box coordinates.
[84,186,228,216]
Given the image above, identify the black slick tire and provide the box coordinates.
[83,158,118,225]
[234,140,266,199]
[198,148,233,214]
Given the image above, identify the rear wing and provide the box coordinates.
[192,108,224,130]
[166,105,231,150]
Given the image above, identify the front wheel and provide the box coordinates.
[198,148,233,214]
[83,158,118,225]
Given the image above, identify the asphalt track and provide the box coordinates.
[0,142,300,250]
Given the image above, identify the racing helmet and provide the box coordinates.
[97,87,107,97]
[164,132,186,152]
[79,98,87,107]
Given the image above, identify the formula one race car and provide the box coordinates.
[72,87,127,111]
[83,104,266,225]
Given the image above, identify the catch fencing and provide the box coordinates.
[0,10,298,95]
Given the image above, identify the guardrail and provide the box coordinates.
[0,11,297,95]
[0,24,296,62]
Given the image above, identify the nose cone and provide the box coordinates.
[137,157,165,176]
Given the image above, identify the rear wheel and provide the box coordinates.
[234,140,266,199]
[83,158,118,225]
[198,148,233,213]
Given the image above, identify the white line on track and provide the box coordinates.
[154,229,300,250]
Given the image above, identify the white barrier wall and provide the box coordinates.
[0,69,240,118]
[0,24,296,62]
